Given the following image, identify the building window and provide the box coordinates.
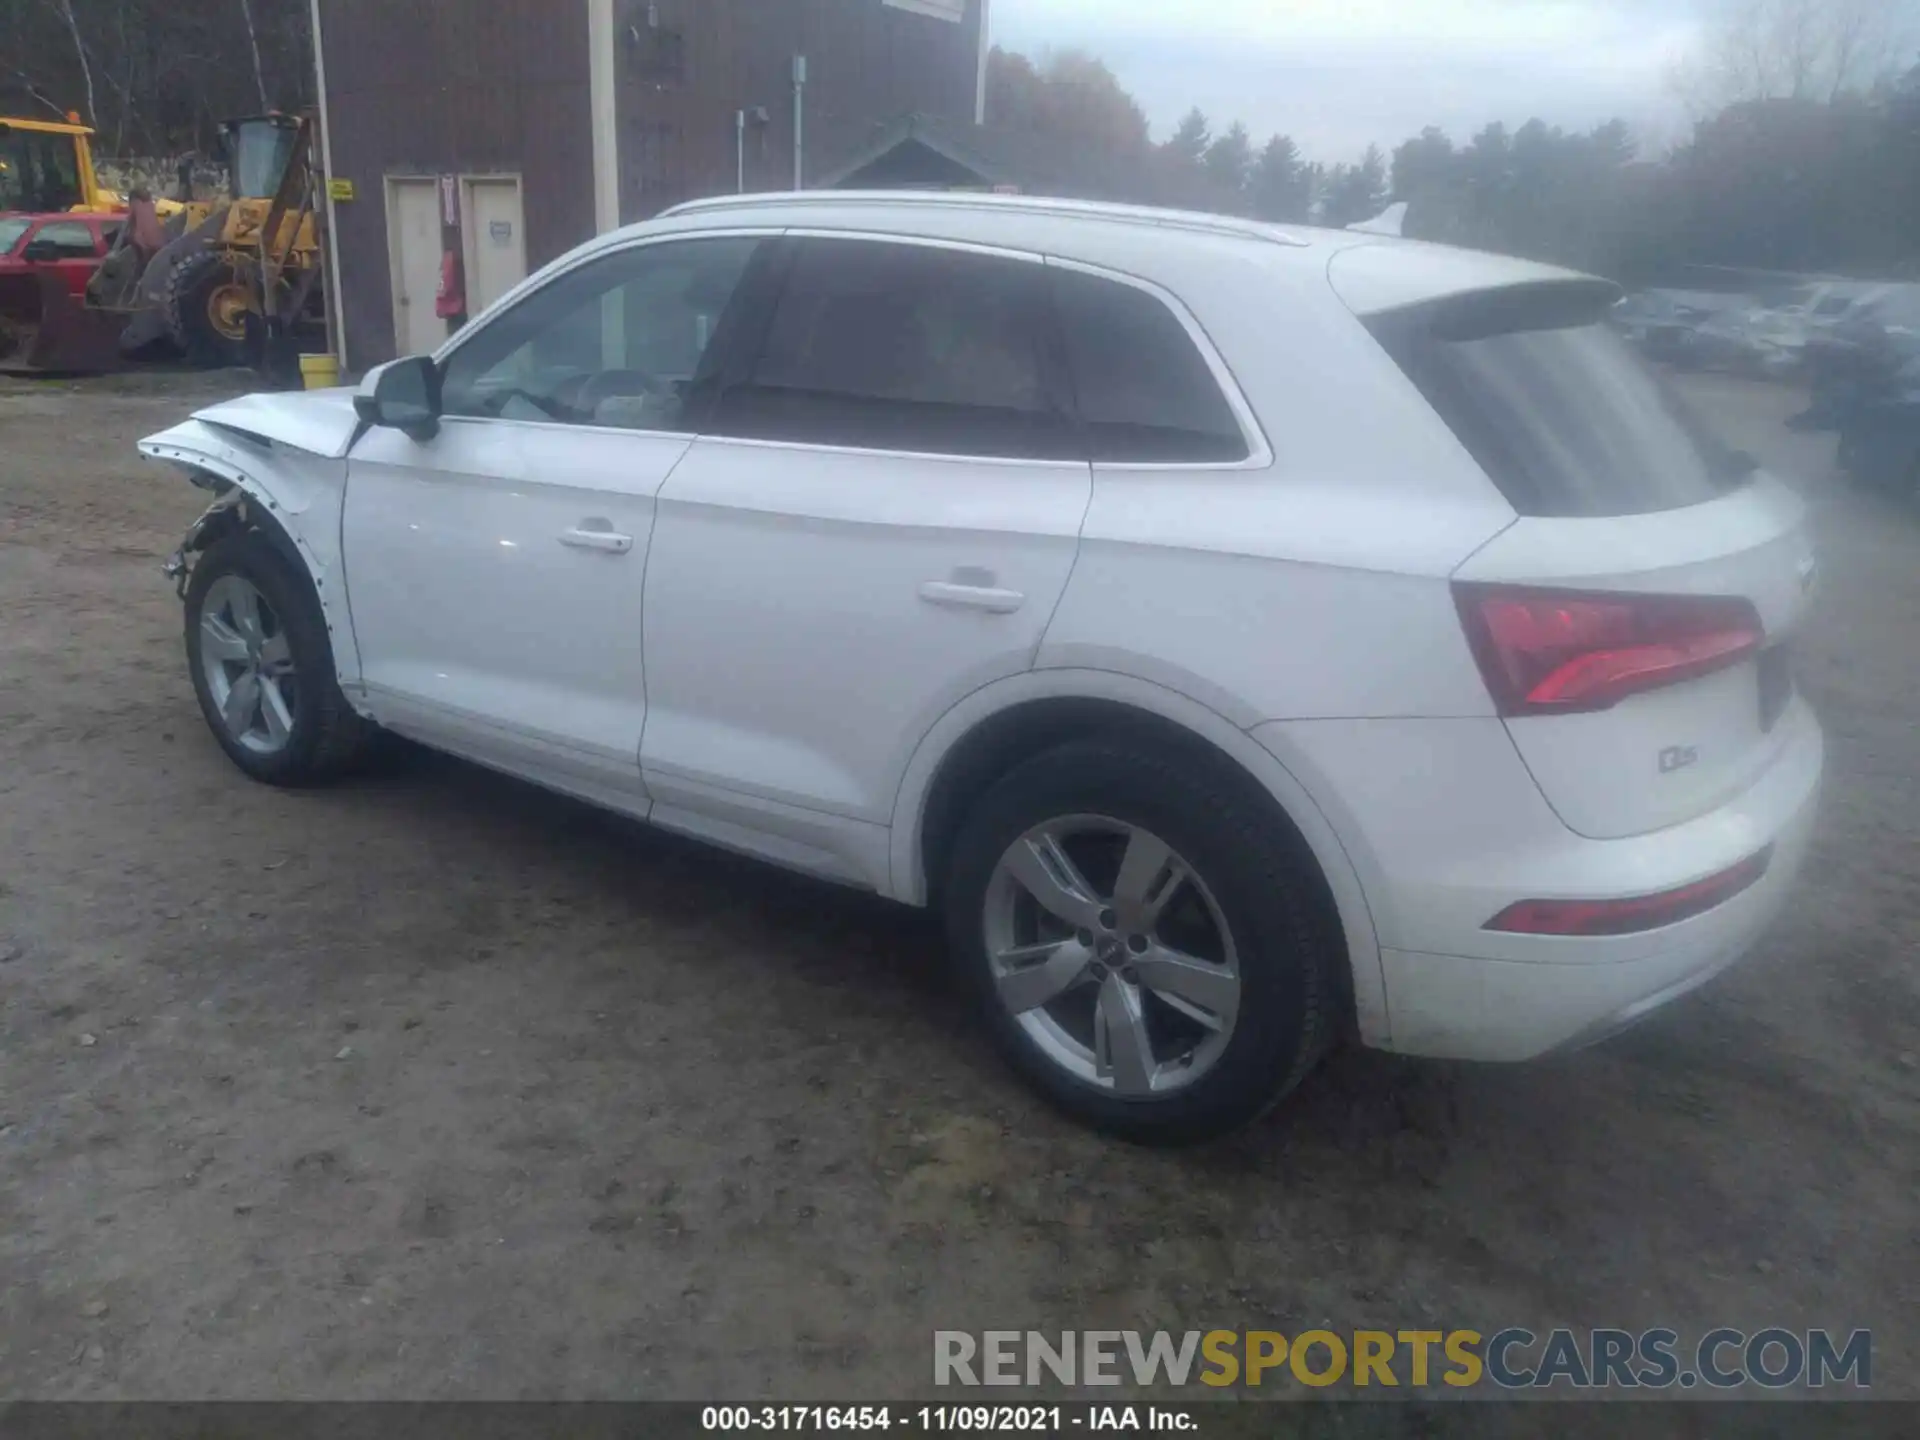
[884,0,965,21]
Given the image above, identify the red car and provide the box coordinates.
[0,212,122,298]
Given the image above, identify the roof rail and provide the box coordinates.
[659,190,1312,249]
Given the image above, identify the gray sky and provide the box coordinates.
[989,0,1705,164]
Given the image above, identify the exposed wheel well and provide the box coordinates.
[916,697,1353,1018]
[182,477,317,598]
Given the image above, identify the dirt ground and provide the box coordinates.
[0,367,1916,1405]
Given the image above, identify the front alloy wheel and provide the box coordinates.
[197,573,299,754]
[984,816,1241,1097]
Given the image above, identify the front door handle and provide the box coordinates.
[559,524,634,555]
[919,581,1026,615]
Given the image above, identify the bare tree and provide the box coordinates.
[1682,0,1920,106]
[52,0,96,124]
[237,0,269,110]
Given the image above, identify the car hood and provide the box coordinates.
[185,387,364,458]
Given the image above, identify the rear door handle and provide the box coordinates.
[559,525,634,555]
[919,581,1026,615]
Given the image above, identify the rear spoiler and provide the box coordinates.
[1367,279,1624,344]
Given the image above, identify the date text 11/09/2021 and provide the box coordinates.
[703,1407,1192,1432]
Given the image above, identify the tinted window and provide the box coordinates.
[1050,266,1249,463]
[1372,303,1750,518]
[712,239,1072,459]
[0,130,81,212]
[440,237,757,431]
[33,221,98,258]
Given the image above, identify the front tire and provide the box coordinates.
[166,252,254,369]
[943,739,1340,1144]
[184,531,375,786]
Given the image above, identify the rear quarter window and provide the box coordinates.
[1368,286,1752,517]
[1049,265,1250,464]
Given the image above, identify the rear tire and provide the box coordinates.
[166,251,253,369]
[943,738,1340,1145]
[184,531,376,786]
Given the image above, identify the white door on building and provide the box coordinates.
[462,176,529,317]
[386,177,447,357]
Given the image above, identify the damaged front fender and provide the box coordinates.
[140,394,365,688]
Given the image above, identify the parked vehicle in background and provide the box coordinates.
[0,116,118,214]
[136,193,1823,1143]
[0,212,121,297]
[1837,354,1920,499]
[1611,290,1710,363]
[1674,304,1808,379]
[1796,284,1920,432]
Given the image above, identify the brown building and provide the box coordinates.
[311,0,989,372]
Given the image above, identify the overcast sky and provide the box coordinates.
[989,0,1707,164]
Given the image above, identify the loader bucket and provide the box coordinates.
[0,273,126,375]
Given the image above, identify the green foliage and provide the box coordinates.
[1203,121,1254,203]
[1165,108,1212,167]
[1249,135,1311,223]
[1321,145,1389,227]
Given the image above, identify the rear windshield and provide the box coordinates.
[1371,295,1751,517]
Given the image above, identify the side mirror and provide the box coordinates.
[21,239,61,263]
[354,356,442,441]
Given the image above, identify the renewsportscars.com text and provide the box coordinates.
[934,1328,1871,1391]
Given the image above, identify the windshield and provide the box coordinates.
[0,130,83,213]
[0,217,30,253]
[1372,306,1751,517]
[230,122,298,199]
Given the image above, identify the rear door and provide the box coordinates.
[1363,278,1817,840]
[639,234,1091,846]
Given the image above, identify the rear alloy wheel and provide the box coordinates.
[945,739,1338,1144]
[983,817,1240,1098]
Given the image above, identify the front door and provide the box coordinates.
[341,232,767,807]
[640,236,1092,853]
[27,218,107,298]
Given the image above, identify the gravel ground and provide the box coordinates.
[0,368,1915,1406]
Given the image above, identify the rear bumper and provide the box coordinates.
[1256,696,1823,1061]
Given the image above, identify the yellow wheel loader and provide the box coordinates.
[1,111,327,375]
[0,114,116,213]
[153,113,327,370]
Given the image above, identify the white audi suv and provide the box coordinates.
[141,192,1823,1142]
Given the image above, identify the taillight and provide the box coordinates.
[1454,584,1764,715]
[1486,847,1772,936]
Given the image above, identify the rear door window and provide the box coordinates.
[710,237,1074,460]
[1369,288,1752,517]
[1049,266,1250,463]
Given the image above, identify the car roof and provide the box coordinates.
[627,190,1594,315]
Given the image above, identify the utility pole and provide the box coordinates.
[792,55,807,190]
